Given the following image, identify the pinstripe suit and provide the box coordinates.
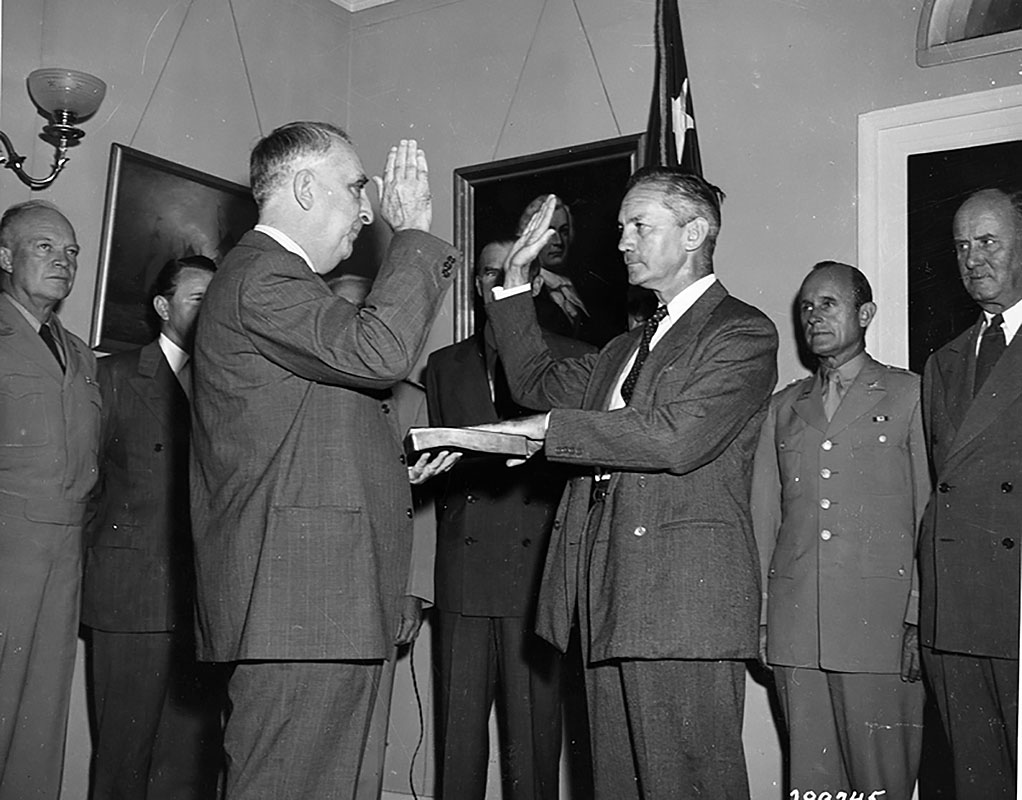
[488,280,777,800]
[191,229,457,799]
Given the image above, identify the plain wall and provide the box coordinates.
[2,0,1020,798]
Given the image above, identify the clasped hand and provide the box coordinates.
[373,139,432,233]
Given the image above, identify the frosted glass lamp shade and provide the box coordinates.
[27,68,107,120]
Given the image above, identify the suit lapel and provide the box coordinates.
[585,332,639,411]
[792,372,828,433]
[946,329,1022,468]
[128,340,185,425]
[942,320,981,435]
[448,337,499,424]
[825,356,887,436]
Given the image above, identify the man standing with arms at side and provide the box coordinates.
[751,262,928,799]
[0,200,100,800]
[426,240,594,799]
[84,255,224,800]
[919,187,1022,799]
[479,169,778,799]
[190,123,459,800]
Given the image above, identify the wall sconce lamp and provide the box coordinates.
[0,68,107,190]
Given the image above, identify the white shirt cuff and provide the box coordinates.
[491,283,531,301]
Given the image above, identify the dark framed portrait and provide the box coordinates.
[453,133,645,346]
[89,144,257,353]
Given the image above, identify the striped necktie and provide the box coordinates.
[621,305,668,404]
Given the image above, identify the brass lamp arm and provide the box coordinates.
[0,129,68,191]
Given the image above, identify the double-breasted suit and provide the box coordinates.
[83,339,223,799]
[425,329,593,799]
[0,294,100,800]
[751,354,928,797]
[488,280,777,799]
[919,314,1021,798]
[191,228,457,798]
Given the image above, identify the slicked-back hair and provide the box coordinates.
[0,200,67,249]
[809,260,873,309]
[624,167,725,258]
[151,255,217,302]
[249,121,352,208]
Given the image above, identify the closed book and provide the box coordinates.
[404,426,534,460]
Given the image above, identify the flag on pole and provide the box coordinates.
[644,0,702,175]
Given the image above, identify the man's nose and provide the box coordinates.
[965,245,983,268]
[359,191,374,226]
[618,231,632,251]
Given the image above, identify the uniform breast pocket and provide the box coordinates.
[850,437,909,496]
[777,436,805,500]
[0,373,54,448]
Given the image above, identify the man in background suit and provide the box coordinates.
[0,201,101,800]
[83,255,223,800]
[425,240,594,799]
[190,123,459,800]
[327,272,435,800]
[751,262,928,799]
[919,187,1022,799]
[479,170,778,799]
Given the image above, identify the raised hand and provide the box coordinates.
[498,194,558,291]
[373,139,432,233]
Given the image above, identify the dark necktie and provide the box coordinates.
[621,305,668,404]
[39,322,65,372]
[974,313,1006,396]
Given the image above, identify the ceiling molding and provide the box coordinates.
[327,0,398,11]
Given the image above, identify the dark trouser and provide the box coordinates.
[89,628,227,800]
[922,646,1019,799]
[434,611,562,800]
[773,666,924,800]
[224,660,382,800]
[584,657,749,800]
[0,513,80,800]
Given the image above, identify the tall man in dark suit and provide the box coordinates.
[0,201,101,800]
[426,240,595,799]
[84,255,223,800]
[751,262,928,799]
[190,123,459,800]
[478,169,779,799]
[919,187,1022,799]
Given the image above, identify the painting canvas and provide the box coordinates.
[90,144,258,352]
[453,134,644,346]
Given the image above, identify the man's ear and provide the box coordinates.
[530,274,544,298]
[293,169,315,211]
[858,300,877,329]
[684,217,710,252]
[153,294,170,323]
[0,246,13,275]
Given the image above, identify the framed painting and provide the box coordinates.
[453,133,645,346]
[89,144,258,352]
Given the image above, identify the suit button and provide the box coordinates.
[154,443,164,452]
[552,520,561,529]
[938,482,951,493]
[523,497,531,505]
[465,536,477,545]
[820,498,831,509]
[878,434,887,443]
[820,529,832,541]
[1003,538,1015,550]
[1003,482,1014,493]
[821,440,833,451]
[522,538,531,547]
[399,454,406,465]
[898,567,906,576]
[820,468,832,479]
[406,507,413,518]
[466,495,476,504]
[381,403,391,414]
[633,526,646,537]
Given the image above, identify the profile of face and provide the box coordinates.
[154,266,214,351]
[537,206,572,274]
[475,241,512,303]
[798,266,874,366]
[617,184,692,298]
[953,189,1022,313]
[0,207,79,321]
[314,140,374,271]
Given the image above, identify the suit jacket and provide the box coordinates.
[488,281,778,661]
[83,340,194,632]
[919,317,1022,660]
[425,329,594,618]
[0,294,99,521]
[190,229,457,662]
[751,355,929,673]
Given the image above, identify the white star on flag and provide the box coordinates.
[670,78,696,161]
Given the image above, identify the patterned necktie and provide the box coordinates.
[39,322,65,372]
[974,313,1006,397]
[821,369,843,421]
[621,305,668,404]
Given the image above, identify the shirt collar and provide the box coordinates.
[254,224,315,272]
[820,350,868,389]
[983,298,1022,345]
[663,274,716,323]
[158,332,189,374]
